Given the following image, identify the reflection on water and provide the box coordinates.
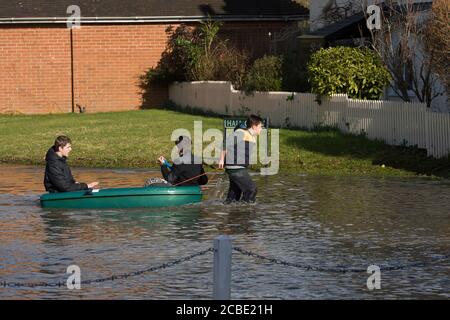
[0,164,449,299]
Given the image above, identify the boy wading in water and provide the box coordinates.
[219,115,263,204]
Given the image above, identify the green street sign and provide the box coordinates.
[223,118,268,129]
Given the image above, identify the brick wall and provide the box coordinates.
[0,26,72,114]
[71,24,177,113]
[0,21,297,114]
[0,24,177,114]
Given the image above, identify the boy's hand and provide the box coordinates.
[218,151,226,169]
[158,156,166,165]
[88,182,99,189]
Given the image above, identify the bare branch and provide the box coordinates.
[364,0,444,107]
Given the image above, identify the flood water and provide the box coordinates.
[0,164,449,299]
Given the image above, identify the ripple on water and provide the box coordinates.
[0,165,449,299]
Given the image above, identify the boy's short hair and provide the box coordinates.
[246,114,263,129]
[53,135,72,151]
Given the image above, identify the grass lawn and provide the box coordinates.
[0,109,449,179]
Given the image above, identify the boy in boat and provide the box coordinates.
[219,114,262,203]
[155,136,208,186]
[44,135,99,193]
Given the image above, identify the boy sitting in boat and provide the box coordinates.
[150,136,208,187]
[44,135,99,193]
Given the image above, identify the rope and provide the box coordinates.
[173,171,219,186]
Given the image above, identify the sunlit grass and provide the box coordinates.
[0,110,448,178]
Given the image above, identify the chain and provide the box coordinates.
[233,247,450,273]
[0,248,213,288]
[81,247,213,285]
[3,246,449,288]
[0,281,67,288]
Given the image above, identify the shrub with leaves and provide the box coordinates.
[140,25,200,86]
[214,44,249,89]
[141,20,248,88]
[243,55,283,92]
[307,47,392,100]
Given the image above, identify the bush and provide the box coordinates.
[213,44,249,90]
[307,47,392,100]
[243,55,283,92]
[190,37,249,88]
[140,25,201,86]
[141,21,248,88]
[281,50,311,93]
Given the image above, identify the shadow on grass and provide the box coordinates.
[154,102,450,179]
[162,100,227,118]
[285,128,450,179]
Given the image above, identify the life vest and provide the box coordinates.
[225,126,257,168]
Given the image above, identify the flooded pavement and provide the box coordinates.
[0,164,449,299]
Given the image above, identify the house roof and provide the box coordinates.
[299,1,433,41]
[0,0,309,24]
[300,12,366,40]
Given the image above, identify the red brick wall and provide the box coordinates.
[0,26,72,114]
[0,21,296,114]
[71,24,176,113]
[0,24,178,114]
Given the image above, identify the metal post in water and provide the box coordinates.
[213,235,232,300]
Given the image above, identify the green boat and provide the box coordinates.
[40,186,202,209]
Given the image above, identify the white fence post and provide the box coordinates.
[169,81,450,159]
[213,235,232,300]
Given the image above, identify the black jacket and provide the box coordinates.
[161,156,208,186]
[44,147,89,193]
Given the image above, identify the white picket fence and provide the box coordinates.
[169,81,450,159]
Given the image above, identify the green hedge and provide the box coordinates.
[243,55,283,92]
[307,47,392,100]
